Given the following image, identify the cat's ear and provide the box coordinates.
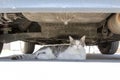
[69,36,74,43]
[80,35,86,47]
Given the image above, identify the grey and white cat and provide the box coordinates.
[57,36,86,60]
[11,36,86,60]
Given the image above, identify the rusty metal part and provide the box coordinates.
[40,23,99,39]
[108,13,120,34]
[0,32,44,43]
[0,23,100,43]
[1,21,119,44]
[12,18,31,31]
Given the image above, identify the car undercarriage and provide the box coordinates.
[0,13,116,43]
[0,13,119,54]
[0,0,120,54]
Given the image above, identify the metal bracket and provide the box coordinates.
[0,32,48,43]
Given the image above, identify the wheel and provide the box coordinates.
[22,42,35,54]
[98,41,119,55]
[0,42,3,53]
[22,22,41,54]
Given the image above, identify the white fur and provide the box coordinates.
[57,40,86,60]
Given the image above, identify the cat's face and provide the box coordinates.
[69,36,86,49]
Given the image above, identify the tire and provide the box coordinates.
[98,41,119,55]
[0,43,3,53]
[22,22,41,54]
[23,42,35,54]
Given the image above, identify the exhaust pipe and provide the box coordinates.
[108,13,120,34]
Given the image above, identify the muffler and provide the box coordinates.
[108,13,120,34]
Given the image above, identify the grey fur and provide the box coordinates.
[36,45,69,57]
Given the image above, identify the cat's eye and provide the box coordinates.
[79,43,84,46]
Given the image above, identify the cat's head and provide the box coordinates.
[69,36,86,49]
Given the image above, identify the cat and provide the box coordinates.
[11,36,86,60]
[57,36,86,60]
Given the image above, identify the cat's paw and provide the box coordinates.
[11,55,22,60]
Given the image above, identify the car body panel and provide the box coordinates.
[0,0,120,13]
[22,13,110,23]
